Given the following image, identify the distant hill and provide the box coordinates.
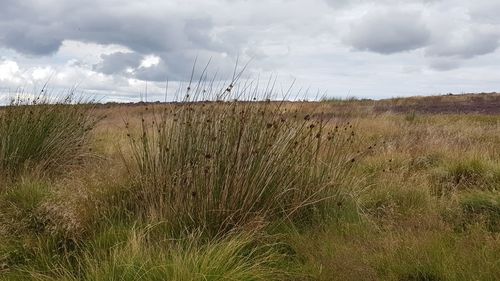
[374,92,500,114]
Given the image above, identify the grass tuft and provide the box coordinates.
[126,101,359,235]
[0,95,98,181]
[459,191,500,232]
[432,158,500,194]
[36,229,287,281]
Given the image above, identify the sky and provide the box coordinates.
[1,0,500,102]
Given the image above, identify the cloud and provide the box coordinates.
[1,25,63,56]
[426,26,500,59]
[345,9,431,54]
[0,59,20,81]
[93,52,143,75]
[0,0,242,80]
[339,1,500,71]
[466,0,500,24]
[427,58,461,71]
[324,0,442,10]
[1,0,500,100]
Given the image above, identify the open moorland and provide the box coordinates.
[1,92,499,280]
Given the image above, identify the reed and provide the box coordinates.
[0,94,98,181]
[126,95,359,235]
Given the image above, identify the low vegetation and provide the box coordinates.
[0,89,499,280]
[0,95,97,181]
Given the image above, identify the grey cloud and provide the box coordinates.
[467,1,500,24]
[428,58,461,71]
[2,0,500,99]
[94,49,236,82]
[93,52,143,75]
[325,0,442,9]
[323,0,359,9]
[1,23,62,56]
[184,18,216,49]
[345,9,431,54]
[94,51,194,81]
[341,1,500,71]
[426,28,500,59]
[0,1,210,54]
[0,1,247,80]
[135,62,171,82]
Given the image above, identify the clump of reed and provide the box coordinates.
[125,81,360,235]
[0,94,98,181]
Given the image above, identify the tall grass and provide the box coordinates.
[0,94,98,181]
[126,97,360,235]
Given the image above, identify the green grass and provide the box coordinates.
[9,229,287,281]
[0,95,98,181]
[287,220,500,281]
[459,191,500,232]
[432,158,500,194]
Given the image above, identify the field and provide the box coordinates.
[1,92,499,280]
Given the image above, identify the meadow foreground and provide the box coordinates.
[1,93,499,280]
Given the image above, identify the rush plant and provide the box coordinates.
[126,92,360,235]
[0,94,98,181]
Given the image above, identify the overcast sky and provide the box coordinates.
[1,0,500,102]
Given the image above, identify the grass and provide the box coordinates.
[125,101,359,235]
[288,217,500,281]
[0,94,98,181]
[459,191,500,232]
[0,89,499,280]
[27,230,287,281]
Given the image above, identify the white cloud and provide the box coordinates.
[0,59,20,81]
[31,66,53,80]
[140,55,160,68]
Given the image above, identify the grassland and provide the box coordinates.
[1,92,499,280]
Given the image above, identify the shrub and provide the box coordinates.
[0,95,98,180]
[126,100,359,235]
